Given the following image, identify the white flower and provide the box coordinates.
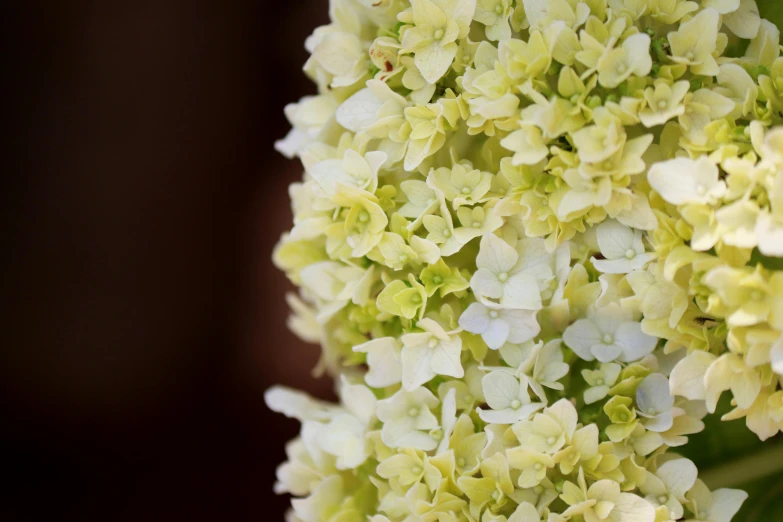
[275,94,339,158]
[639,80,690,128]
[647,156,727,206]
[316,377,377,469]
[668,9,720,76]
[723,0,761,39]
[685,480,748,522]
[470,233,543,309]
[266,378,377,471]
[582,363,622,405]
[376,387,441,450]
[636,374,676,433]
[640,458,698,519]
[473,0,513,41]
[669,350,716,402]
[401,318,464,390]
[401,0,477,84]
[299,261,375,323]
[478,370,544,424]
[335,79,408,135]
[459,302,540,349]
[561,470,656,522]
[511,398,577,454]
[563,303,657,363]
[311,149,387,196]
[597,33,653,89]
[504,339,569,402]
[353,337,403,388]
[591,220,656,274]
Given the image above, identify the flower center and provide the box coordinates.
[596,379,605,386]
[603,334,614,344]
[494,4,503,15]
[498,272,509,282]
[657,100,667,110]
[428,338,439,349]
[489,311,499,319]
[359,211,370,223]
[534,463,543,470]
[434,28,444,40]
[411,294,422,304]
[625,249,636,259]
[412,466,422,475]
[658,495,668,504]
[461,187,471,195]
[443,229,452,238]
[408,407,420,417]
[751,290,764,302]
[616,63,626,74]
[457,457,466,468]
[432,276,443,284]
[399,254,408,262]
[463,395,473,403]
[472,221,481,228]
[510,399,522,410]
[547,436,556,445]
[685,51,695,61]
[695,184,706,196]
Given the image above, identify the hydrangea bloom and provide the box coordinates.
[269,1,783,520]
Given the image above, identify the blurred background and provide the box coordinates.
[1,1,332,520]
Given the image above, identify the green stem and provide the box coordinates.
[700,442,783,489]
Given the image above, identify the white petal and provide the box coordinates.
[477,233,519,274]
[339,376,377,425]
[501,272,543,309]
[648,157,722,205]
[459,302,491,334]
[636,374,674,415]
[708,488,748,522]
[336,87,382,132]
[607,493,656,522]
[723,0,761,39]
[482,370,520,410]
[401,343,437,391]
[504,309,541,344]
[353,337,402,388]
[509,502,540,522]
[265,386,335,422]
[596,220,635,260]
[616,192,658,231]
[430,337,465,379]
[592,257,639,274]
[484,316,512,349]
[592,343,623,363]
[656,459,698,499]
[563,319,601,361]
[471,268,504,299]
[669,350,716,401]
[415,41,458,84]
[615,322,658,362]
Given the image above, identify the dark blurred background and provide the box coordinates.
[1,2,333,520]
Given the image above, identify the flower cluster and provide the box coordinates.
[269,0,783,521]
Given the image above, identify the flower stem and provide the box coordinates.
[700,442,783,489]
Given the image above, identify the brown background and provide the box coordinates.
[1,1,333,520]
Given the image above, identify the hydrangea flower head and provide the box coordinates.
[268,0,783,520]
